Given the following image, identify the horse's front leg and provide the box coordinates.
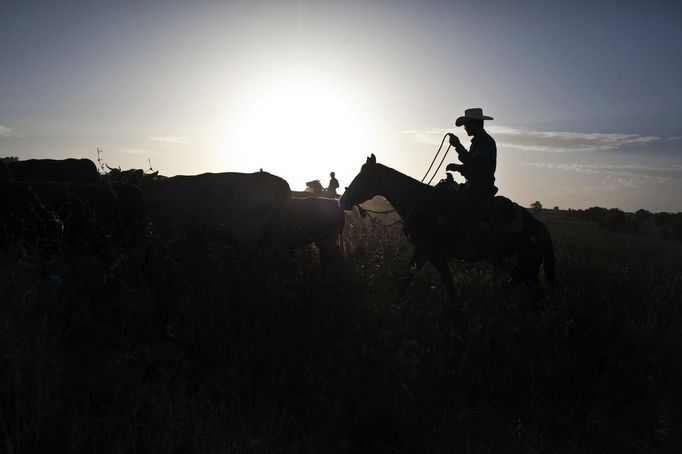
[429,255,456,302]
[399,249,425,294]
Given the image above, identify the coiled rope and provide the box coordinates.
[421,133,451,184]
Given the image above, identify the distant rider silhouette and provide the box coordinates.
[328,171,339,197]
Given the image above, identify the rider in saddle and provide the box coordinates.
[442,108,500,256]
[445,108,498,219]
[327,171,339,198]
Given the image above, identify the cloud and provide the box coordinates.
[403,125,669,153]
[0,125,15,137]
[556,179,641,195]
[149,135,189,144]
[525,162,682,183]
[490,126,661,153]
[119,148,153,154]
[402,128,451,146]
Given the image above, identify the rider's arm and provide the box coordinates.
[457,147,472,165]
[446,163,473,179]
[458,138,491,177]
[448,133,467,156]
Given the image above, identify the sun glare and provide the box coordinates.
[224,78,375,190]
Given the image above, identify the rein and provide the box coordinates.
[355,133,451,227]
[358,207,395,214]
[357,206,403,227]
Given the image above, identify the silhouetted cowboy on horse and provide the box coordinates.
[445,108,498,204]
[340,152,555,301]
[440,108,500,255]
[339,109,555,301]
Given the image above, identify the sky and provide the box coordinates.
[1,0,681,212]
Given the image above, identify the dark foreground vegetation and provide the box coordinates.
[1,207,681,453]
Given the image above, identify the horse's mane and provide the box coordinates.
[358,163,433,219]
[373,163,426,188]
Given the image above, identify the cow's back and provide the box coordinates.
[7,158,100,184]
[143,171,291,243]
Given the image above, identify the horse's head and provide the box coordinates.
[305,179,324,194]
[339,154,381,211]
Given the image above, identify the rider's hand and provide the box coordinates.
[448,133,461,148]
[446,163,462,172]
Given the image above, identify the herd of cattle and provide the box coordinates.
[0,158,346,259]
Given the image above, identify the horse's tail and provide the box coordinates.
[538,221,555,292]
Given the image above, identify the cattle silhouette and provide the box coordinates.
[5,158,100,184]
[141,171,291,244]
[283,196,345,265]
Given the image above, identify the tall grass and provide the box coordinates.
[1,211,681,453]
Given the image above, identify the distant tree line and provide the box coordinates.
[566,206,682,242]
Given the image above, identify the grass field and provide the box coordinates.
[1,206,681,453]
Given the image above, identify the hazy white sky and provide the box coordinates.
[1,0,681,211]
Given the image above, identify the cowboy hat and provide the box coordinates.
[455,108,494,126]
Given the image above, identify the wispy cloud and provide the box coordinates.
[149,135,189,144]
[119,148,153,155]
[403,125,669,153]
[0,125,16,137]
[526,162,682,183]
[491,126,661,153]
[402,128,451,146]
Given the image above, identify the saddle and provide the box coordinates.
[475,196,524,233]
[427,183,525,238]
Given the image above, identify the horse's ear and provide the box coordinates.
[368,154,376,165]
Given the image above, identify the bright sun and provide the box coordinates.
[224,78,375,190]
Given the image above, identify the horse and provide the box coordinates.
[339,154,555,301]
[304,179,339,199]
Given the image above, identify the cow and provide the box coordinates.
[5,158,100,184]
[0,182,64,241]
[282,196,345,265]
[141,171,291,244]
[0,181,145,243]
[56,182,146,241]
[291,189,315,198]
[103,166,162,185]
